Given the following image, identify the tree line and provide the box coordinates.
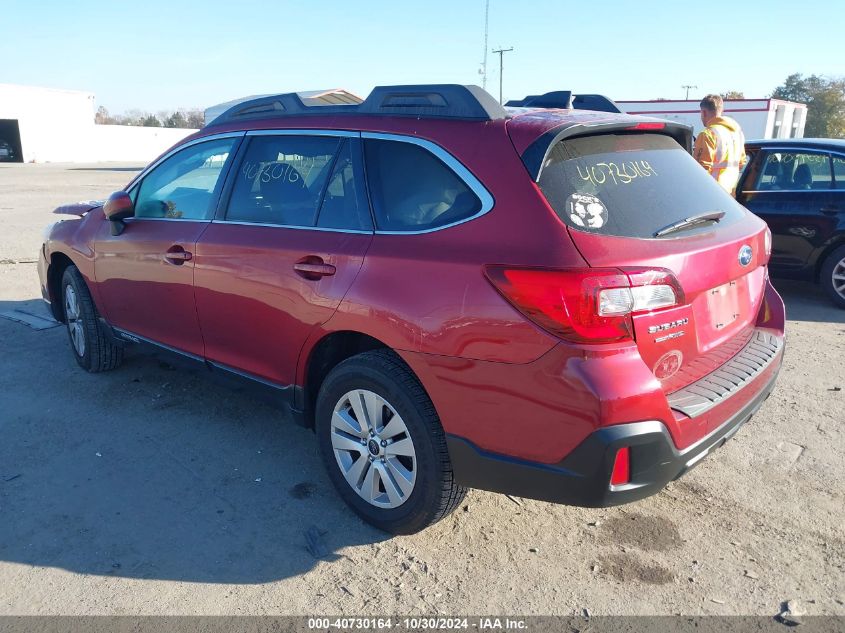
[771,74,844,138]
[95,106,204,129]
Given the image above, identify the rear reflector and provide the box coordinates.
[610,447,630,486]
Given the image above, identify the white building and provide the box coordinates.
[0,83,196,163]
[616,98,807,140]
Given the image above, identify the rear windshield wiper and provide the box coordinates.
[654,211,726,237]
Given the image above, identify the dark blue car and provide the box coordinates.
[0,138,16,162]
[737,138,845,308]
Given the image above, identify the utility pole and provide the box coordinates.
[481,0,490,90]
[492,46,513,104]
[682,84,698,100]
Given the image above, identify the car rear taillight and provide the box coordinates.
[484,266,684,344]
[610,447,631,486]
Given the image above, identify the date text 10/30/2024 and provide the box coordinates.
[307,617,528,630]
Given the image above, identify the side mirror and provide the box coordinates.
[103,191,134,235]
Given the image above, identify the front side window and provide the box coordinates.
[537,133,745,238]
[134,138,236,219]
[226,135,340,226]
[363,139,481,232]
[754,151,832,191]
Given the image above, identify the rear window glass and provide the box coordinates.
[537,133,744,238]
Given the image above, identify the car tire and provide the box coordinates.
[820,244,845,309]
[61,266,124,372]
[316,349,467,534]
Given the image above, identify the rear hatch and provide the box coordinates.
[525,127,769,393]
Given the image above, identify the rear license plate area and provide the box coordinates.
[707,279,743,331]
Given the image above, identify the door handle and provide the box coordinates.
[294,257,336,280]
[164,246,192,265]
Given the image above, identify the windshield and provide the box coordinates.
[537,133,745,238]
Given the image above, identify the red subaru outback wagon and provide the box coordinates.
[38,85,785,533]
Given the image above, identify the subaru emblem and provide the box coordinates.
[739,245,753,267]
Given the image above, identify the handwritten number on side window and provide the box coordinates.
[241,161,304,184]
[778,153,826,165]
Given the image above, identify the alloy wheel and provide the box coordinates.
[64,285,86,357]
[330,389,417,509]
[833,256,845,301]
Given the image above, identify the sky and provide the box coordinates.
[2,0,843,115]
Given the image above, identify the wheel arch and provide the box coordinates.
[300,330,400,427]
[813,234,845,282]
[47,251,77,322]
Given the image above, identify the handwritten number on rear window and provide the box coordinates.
[577,160,657,188]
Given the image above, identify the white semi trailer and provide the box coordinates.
[615,98,807,139]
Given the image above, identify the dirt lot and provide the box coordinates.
[0,163,843,617]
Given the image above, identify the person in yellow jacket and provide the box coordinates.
[693,94,747,195]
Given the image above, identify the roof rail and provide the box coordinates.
[506,91,622,114]
[506,91,573,109]
[205,84,507,127]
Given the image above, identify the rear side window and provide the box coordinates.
[226,135,340,226]
[754,151,832,191]
[834,155,845,190]
[537,133,744,238]
[316,140,372,231]
[363,139,481,231]
[756,152,831,191]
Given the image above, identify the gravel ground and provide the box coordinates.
[0,163,843,617]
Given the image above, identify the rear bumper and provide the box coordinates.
[447,347,782,507]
